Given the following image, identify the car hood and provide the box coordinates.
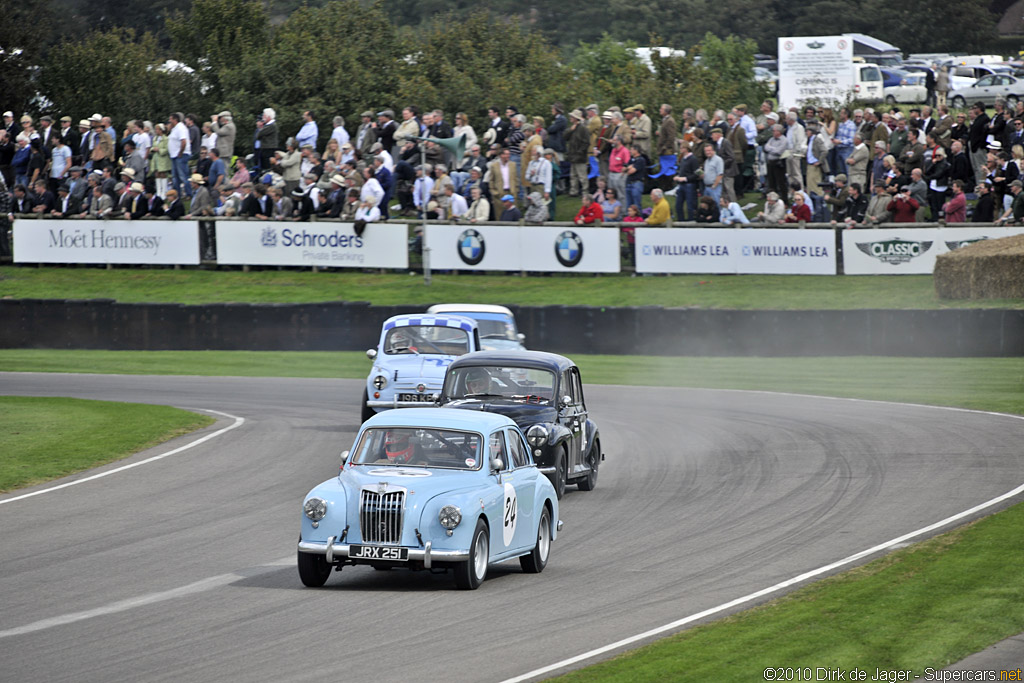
[376,354,455,381]
[340,465,482,501]
[442,399,557,427]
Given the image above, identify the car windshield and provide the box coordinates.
[384,325,471,356]
[445,366,556,404]
[350,427,483,469]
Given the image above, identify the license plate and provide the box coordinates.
[398,393,434,403]
[349,545,409,561]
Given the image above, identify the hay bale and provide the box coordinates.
[934,233,1024,299]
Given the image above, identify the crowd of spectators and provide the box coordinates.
[3,92,1023,251]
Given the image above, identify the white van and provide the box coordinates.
[853,64,884,103]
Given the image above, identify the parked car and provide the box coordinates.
[853,64,884,103]
[426,304,526,351]
[947,65,1015,92]
[362,313,480,422]
[949,74,1024,108]
[884,73,928,104]
[880,68,911,89]
[438,350,603,499]
[754,66,778,95]
[298,407,561,589]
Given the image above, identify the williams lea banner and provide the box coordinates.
[635,228,836,274]
[14,219,200,264]
[216,221,408,268]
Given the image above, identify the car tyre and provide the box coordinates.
[298,549,333,587]
[455,518,489,590]
[577,440,600,491]
[885,94,896,104]
[519,506,551,574]
[553,448,567,500]
[360,388,375,423]
[951,96,966,109]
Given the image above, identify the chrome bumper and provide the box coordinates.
[298,538,469,569]
[537,466,556,475]
[366,397,439,409]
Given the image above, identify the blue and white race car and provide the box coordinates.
[298,408,561,590]
[362,313,481,422]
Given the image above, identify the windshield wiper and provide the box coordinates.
[462,393,506,399]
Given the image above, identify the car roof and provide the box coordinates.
[448,350,575,372]
[427,304,515,317]
[382,313,478,331]
[362,406,516,432]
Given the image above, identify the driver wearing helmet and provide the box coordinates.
[384,430,417,464]
[388,329,418,353]
[464,367,492,395]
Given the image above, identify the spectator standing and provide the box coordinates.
[355,111,378,157]
[607,135,630,202]
[624,143,647,211]
[972,181,996,222]
[167,112,191,197]
[924,147,950,219]
[785,111,807,189]
[498,193,521,221]
[886,186,920,222]
[296,110,319,150]
[149,123,169,198]
[702,142,724,203]
[942,180,967,222]
[49,136,72,194]
[565,109,590,197]
[330,115,349,149]
[256,108,279,171]
[546,103,567,159]
[673,142,700,221]
[211,111,236,161]
[968,102,991,184]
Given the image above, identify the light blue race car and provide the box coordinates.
[298,408,561,590]
[361,313,481,422]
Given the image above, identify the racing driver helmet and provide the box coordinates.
[384,431,414,463]
[464,367,491,395]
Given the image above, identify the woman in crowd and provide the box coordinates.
[149,123,171,197]
[599,187,623,221]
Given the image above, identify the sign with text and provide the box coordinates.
[216,221,408,268]
[843,227,1024,274]
[425,225,620,272]
[636,228,835,274]
[14,219,200,264]
[778,35,854,111]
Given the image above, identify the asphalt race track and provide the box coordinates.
[2,372,1024,682]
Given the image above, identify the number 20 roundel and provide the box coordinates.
[502,482,518,546]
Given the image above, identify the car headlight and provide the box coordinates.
[438,505,462,531]
[304,497,327,524]
[526,424,549,449]
[372,375,388,390]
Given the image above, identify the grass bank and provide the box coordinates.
[0,396,214,492]
[5,266,1024,309]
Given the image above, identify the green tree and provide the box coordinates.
[568,34,654,107]
[36,28,211,125]
[0,0,54,116]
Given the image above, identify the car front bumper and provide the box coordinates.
[298,537,469,569]
[366,397,439,409]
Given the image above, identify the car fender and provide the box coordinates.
[585,419,601,460]
[417,484,503,552]
[300,480,349,543]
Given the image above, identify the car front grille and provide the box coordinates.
[359,489,405,545]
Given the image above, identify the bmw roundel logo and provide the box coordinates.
[554,230,584,268]
[457,229,486,266]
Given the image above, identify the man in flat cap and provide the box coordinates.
[628,104,652,157]
[355,111,377,156]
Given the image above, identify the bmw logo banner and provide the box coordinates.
[425,225,620,272]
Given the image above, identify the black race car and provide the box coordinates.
[438,351,602,499]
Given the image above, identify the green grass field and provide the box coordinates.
[4,266,1023,309]
[0,396,214,492]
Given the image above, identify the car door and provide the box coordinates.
[505,427,537,551]
[973,75,996,104]
[557,368,586,477]
[488,430,519,554]
[570,368,590,466]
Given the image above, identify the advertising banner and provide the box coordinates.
[735,229,836,274]
[216,221,409,268]
[843,227,1024,274]
[778,35,854,111]
[14,219,200,264]
[425,225,621,272]
[635,228,737,274]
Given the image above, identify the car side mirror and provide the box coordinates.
[366,349,377,360]
[560,395,573,408]
[517,333,526,343]
[490,457,504,472]
[340,450,350,466]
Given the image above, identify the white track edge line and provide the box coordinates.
[500,399,1024,683]
[0,409,244,506]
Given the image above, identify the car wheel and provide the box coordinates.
[952,96,966,109]
[519,506,551,574]
[360,388,375,423]
[885,95,896,104]
[454,518,489,590]
[552,448,567,500]
[577,440,600,491]
[297,549,333,587]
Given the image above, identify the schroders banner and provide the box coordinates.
[425,225,621,272]
[14,219,200,264]
[216,221,409,268]
[635,228,836,274]
[842,227,1024,274]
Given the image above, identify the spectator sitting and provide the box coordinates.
[696,195,720,223]
[523,190,549,224]
[574,192,603,225]
[498,194,522,222]
[465,186,490,223]
[645,188,671,226]
[757,191,786,223]
[783,192,811,223]
[865,183,893,224]
[719,194,750,225]
[599,187,622,221]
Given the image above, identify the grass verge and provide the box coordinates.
[0,396,214,492]
[4,266,1024,309]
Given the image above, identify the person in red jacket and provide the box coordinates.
[783,192,811,223]
[886,186,921,222]
[573,192,604,225]
[942,180,967,223]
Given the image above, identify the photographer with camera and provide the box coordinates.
[885,185,920,223]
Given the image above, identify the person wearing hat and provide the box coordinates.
[565,109,591,197]
[185,173,213,217]
[123,181,149,220]
[57,115,80,153]
[121,138,148,186]
[498,193,522,222]
[277,137,301,193]
[89,115,115,172]
[38,115,57,151]
[373,110,397,154]
[628,104,652,157]
[996,178,1024,224]
[210,110,236,160]
[2,111,16,141]
[49,182,80,218]
[355,111,377,156]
